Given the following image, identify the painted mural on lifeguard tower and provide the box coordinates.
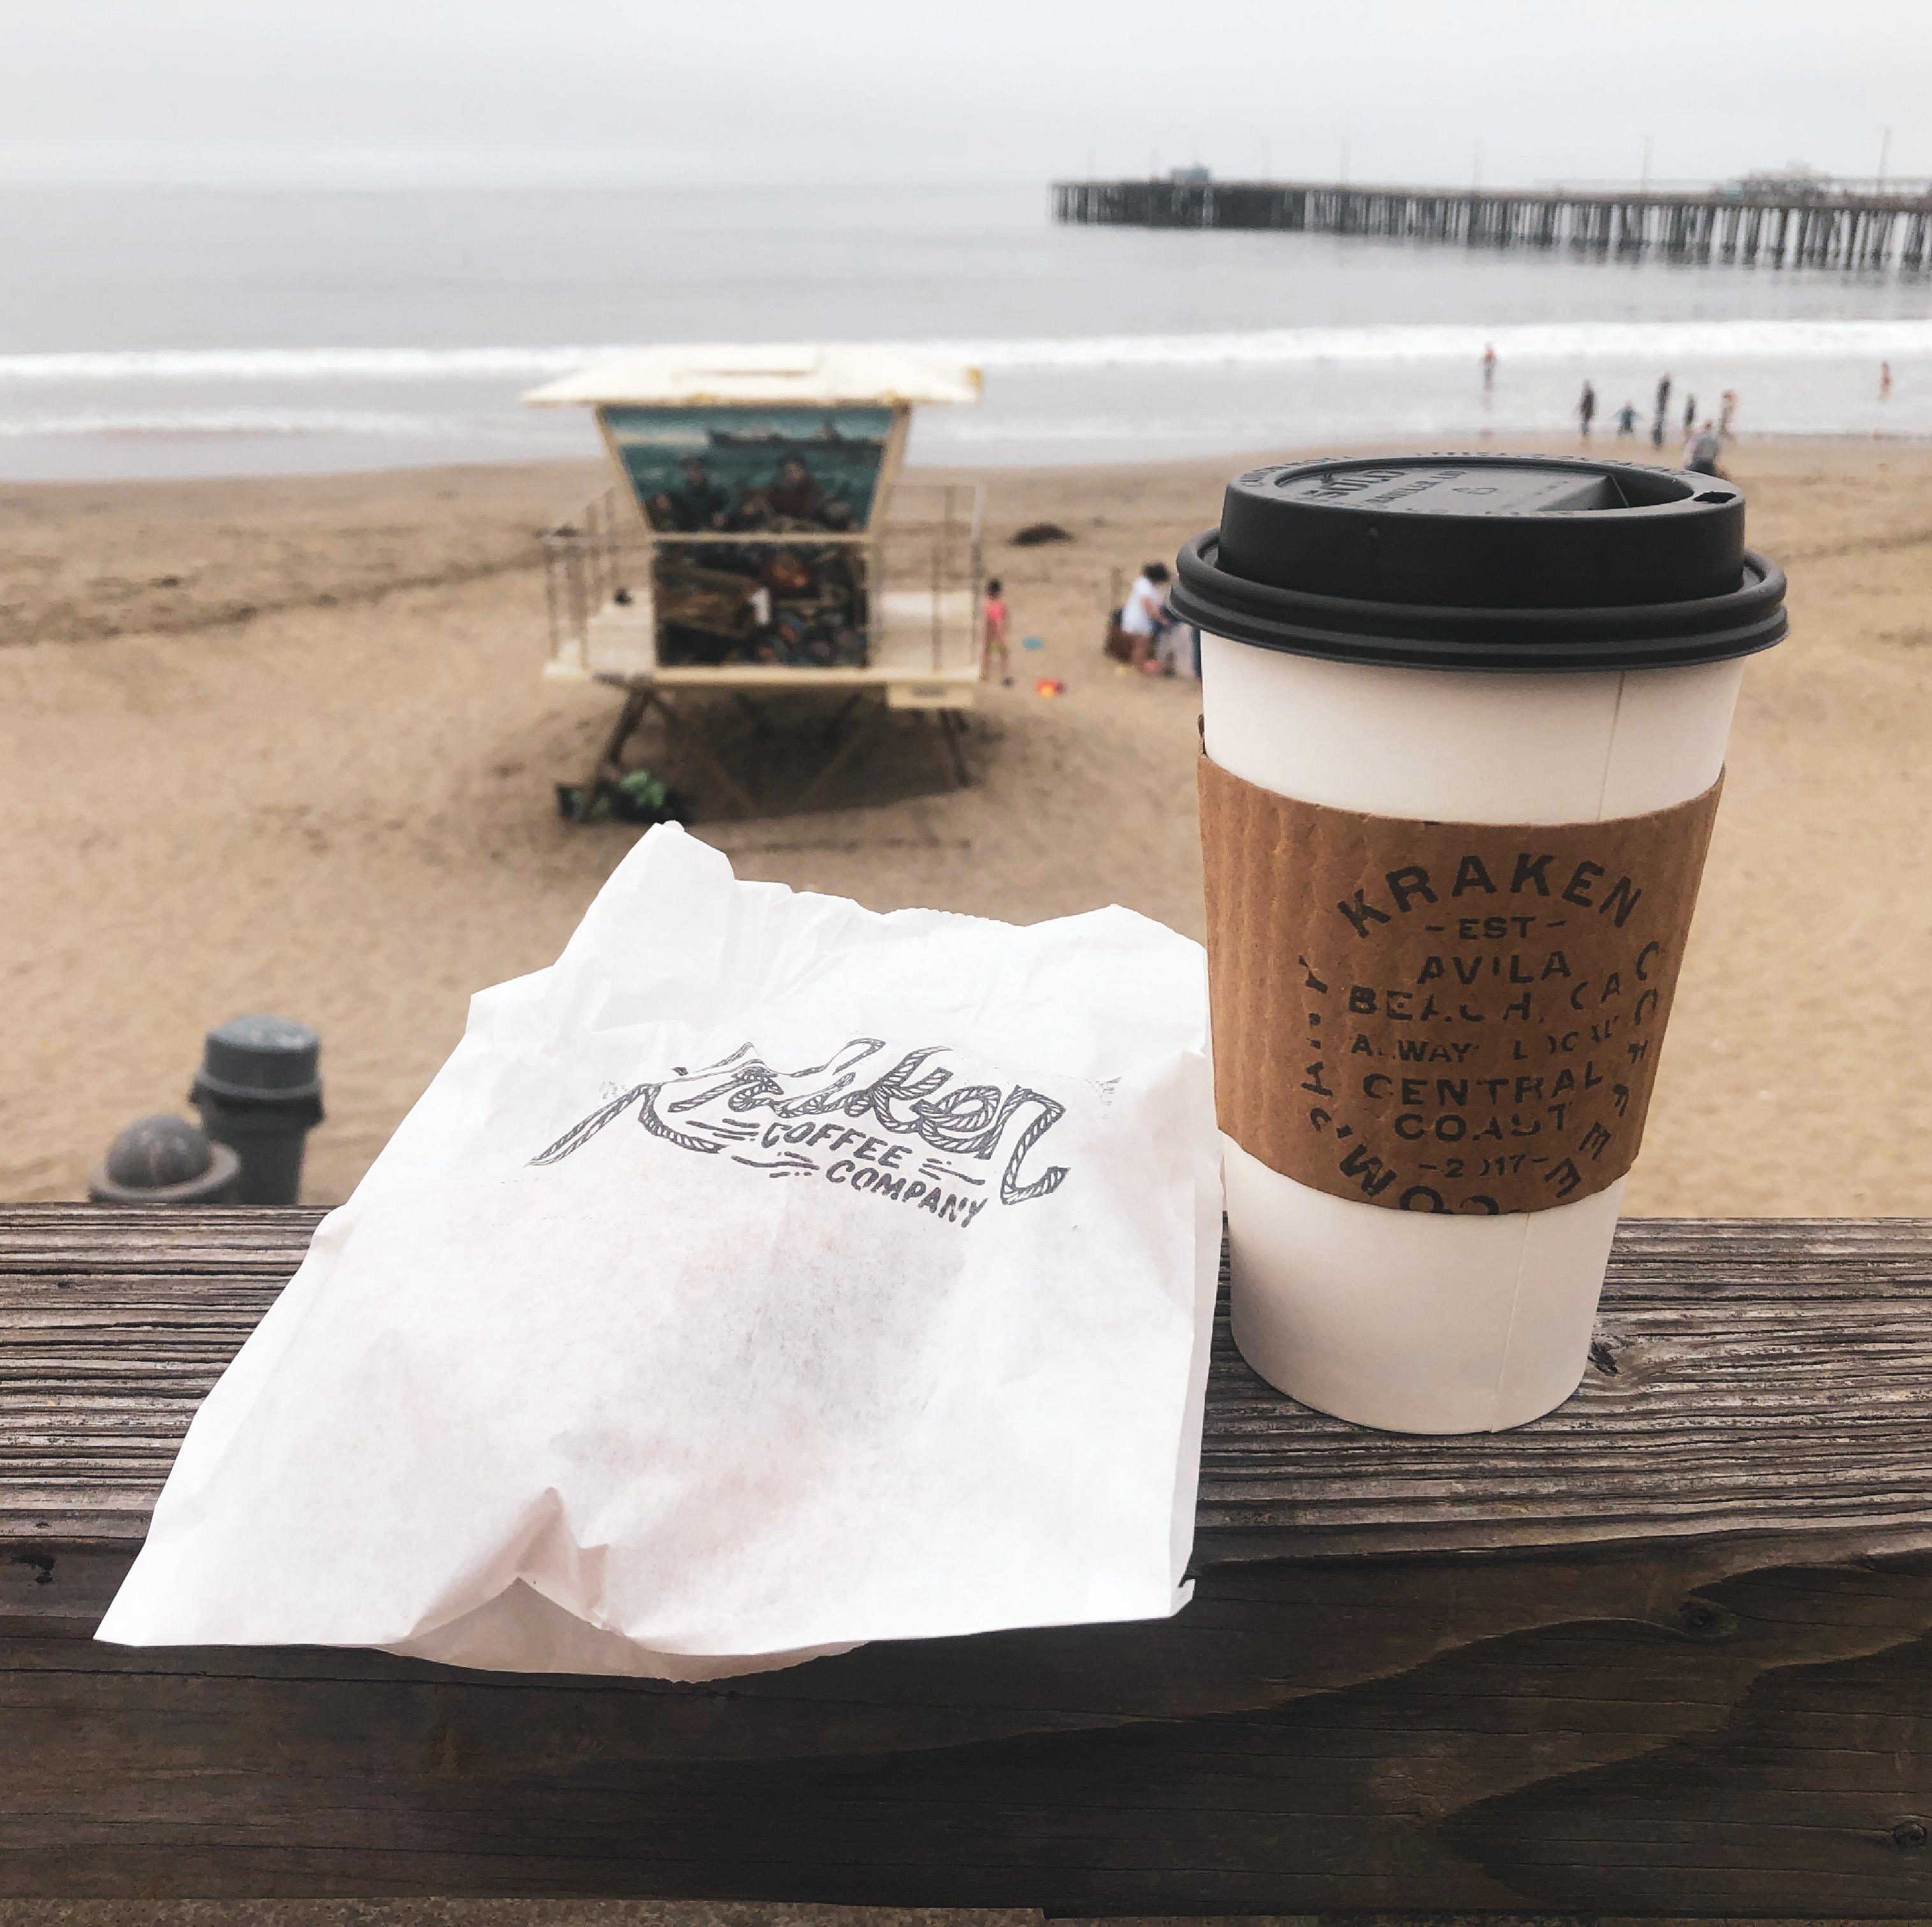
[607,407,895,535]
[603,405,896,671]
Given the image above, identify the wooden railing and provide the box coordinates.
[3,1206,1930,1911]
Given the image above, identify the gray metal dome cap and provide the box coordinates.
[194,1013,322,1104]
[89,1115,242,1204]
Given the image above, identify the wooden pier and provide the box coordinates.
[1054,177,1932,270]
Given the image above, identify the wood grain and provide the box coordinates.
[6,1207,1932,1559]
[1,1207,1929,1910]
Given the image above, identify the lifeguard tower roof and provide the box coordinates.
[523,343,981,408]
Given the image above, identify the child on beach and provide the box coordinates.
[1121,561,1171,673]
[982,579,1013,686]
[1683,421,1727,478]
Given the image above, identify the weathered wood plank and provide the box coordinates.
[4,1208,1931,1560]
[0,1204,322,1273]
[0,1548,1928,1909]
[2,1208,1930,1910]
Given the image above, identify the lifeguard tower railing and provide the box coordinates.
[541,481,984,707]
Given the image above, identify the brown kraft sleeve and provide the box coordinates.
[1197,754,1724,1216]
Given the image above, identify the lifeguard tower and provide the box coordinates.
[525,343,983,818]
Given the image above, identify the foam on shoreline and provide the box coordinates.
[4,319,1932,387]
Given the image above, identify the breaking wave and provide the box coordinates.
[3,319,1932,387]
[0,348,624,384]
[0,407,558,439]
[941,319,1932,369]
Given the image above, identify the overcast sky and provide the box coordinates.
[4,0,1927,192]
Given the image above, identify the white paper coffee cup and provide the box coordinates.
[1172,456,1788,1435]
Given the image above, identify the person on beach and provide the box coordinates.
[1684,420,1727,477]
[1652,372,1673,448]
[1615,401,1640,438]
[1481,343,1497,389]
[1881,361,1894,400]
[1577,381,1597,437]
[1683,393,1697,434]
[981,578,1013,686]
[1719,389,1738,437]
[1121,561,1172,674]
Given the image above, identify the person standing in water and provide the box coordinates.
[1682,393,1697,434]
[1481,343,1497,389]
[1614,401,1640,438]
[1719,389,1739,437]
[1652,372,1673,448]
[1881,361,1894,400]
[981,578,1014,686]
[1578,380,1597,437]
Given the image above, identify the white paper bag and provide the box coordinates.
[99,826,1222,1679]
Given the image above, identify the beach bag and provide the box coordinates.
[99,827,1222,1680]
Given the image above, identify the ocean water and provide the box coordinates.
[2,182,1929,480]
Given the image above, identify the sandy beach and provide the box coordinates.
[3,435,1929,1218]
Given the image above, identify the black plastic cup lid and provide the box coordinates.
[1170,453,1787,672]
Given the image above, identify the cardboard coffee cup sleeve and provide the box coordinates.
[1199,753,1723,1216]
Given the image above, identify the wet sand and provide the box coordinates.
[3,436,1929,1216]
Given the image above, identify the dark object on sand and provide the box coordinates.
[190,1015,324,1208]
[554,770,698,827]
[88,1114,241,1204]
[1011,522,1075,547]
